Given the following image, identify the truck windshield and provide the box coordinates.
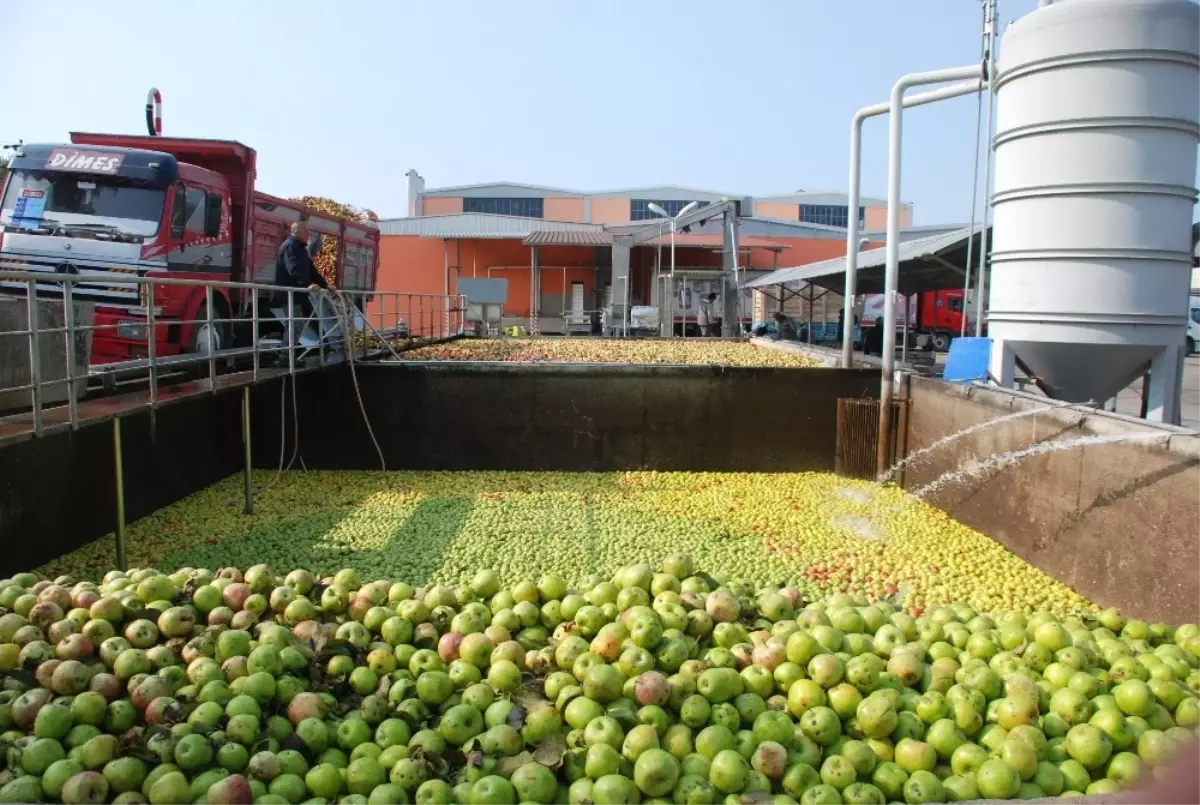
[0,169,165,237]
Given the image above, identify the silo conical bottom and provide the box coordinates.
[1008,342,1163,403]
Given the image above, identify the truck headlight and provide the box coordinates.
[117,321,147,340]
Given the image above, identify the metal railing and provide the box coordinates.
[0,268,466,437]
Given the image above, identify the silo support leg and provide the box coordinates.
[1145,345,1182,425]
[988,339,1015,389]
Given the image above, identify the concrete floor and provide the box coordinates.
[1110,353,1200,431]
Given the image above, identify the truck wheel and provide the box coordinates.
[931,331,953,352]
[1188,336,1196,356]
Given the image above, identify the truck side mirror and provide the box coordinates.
[307,232,322,258]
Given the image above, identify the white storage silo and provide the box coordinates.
[987,0,1200,422]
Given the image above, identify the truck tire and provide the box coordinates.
[1188,336,1196,356]
[931,331,953,352]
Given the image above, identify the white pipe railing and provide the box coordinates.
[0,269,466,438]
[877,63,987,477]
[841,77,988,368]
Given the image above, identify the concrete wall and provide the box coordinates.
[251,363,879,473]
[903,376,1200,623]
[0,393,242,575]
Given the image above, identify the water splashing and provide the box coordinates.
[880,398,1088,483]
[832,515,885,542]
[836,487,876,505]
[910,432,1173,499]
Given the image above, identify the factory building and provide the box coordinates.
[403,173,913,231]
[375,177,912,334]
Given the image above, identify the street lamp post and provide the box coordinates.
[648,202,700,337]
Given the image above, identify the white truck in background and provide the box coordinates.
[1188,293,1199,355]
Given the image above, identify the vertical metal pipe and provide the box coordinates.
[841,78,988,367]
[287,292,296,375]
[26,279,42,436]
[204,285,216,387]
[841,119,865,367]
[251,291,260,381]
[146,284,157,407]
[63,280,78,429]
[623,274,630,338]
[242,386,254,515]
[113,417,127,570]
[682,277,689,339]
[877,64,985,478]
[973,0,998,338]
[806,286,813,344]
[961,3,988,337]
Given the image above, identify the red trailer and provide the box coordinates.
[0,133,378,366]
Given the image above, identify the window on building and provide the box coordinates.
[630,199,711,221]
[463,197,544,218]
[798,204,865,229]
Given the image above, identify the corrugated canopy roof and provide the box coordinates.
[521,231,790,250]
[523,230,614,246]
[378,213,602,239]
[743,226,988,295]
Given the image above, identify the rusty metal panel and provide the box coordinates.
[835,398,907,480]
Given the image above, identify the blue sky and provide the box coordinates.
[2,1,1032,224]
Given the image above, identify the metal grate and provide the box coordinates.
[835,398,907,480]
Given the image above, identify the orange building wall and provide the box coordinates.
[544,197,585,222]
[863,204,911,231]
[374,233,881,329]
[375,236,601,322]
[590,198,631,223]
[422,196,463,215]
[755,202,799,221]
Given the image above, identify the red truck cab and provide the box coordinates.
[0,133,378,367]
[859,289,979,352]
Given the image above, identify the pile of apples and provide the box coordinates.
[0,555,1194,804]
[398,338,819,367]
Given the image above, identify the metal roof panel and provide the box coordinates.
[744,226,988,295]
[378,213,602,239]
[523,230,614,246]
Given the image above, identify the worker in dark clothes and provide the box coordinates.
[275,220,335,326]
[771,311,798,341]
